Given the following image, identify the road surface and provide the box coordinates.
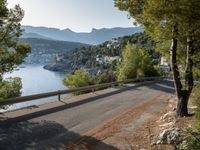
[0,80,174,150]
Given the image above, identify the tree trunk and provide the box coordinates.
[176,90,189,117]
[172,30,194,117]
[177,35,194,116]
[170,25,188,117]
[185,35,194,95]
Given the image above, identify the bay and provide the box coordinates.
[1,65,68,112]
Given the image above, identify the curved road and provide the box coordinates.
[0,80,174,150]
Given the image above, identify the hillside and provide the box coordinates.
[19,38,89,65]
[44,33,159,73]
[22,26,143,45]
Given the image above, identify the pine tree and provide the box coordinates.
[0,0,31,99]
[115,0,200,117]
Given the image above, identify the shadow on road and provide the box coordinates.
[146,80,175,94]
[0,80,175,125]
[0,120,117,150]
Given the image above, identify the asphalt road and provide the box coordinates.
[0,80,174,150]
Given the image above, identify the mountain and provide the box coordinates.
[22,32,52,40]
[19,38,89,65]
[22,26,143,45]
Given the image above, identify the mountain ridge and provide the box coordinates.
[22,25,143,45]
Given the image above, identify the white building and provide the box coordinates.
[96,55,121,64]
[160,56,168,66]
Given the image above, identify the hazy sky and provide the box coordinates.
[7,0,134,32]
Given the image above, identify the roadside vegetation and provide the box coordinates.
[63,70,117,94]
[0,0,31,100]
[117,44,159,80]
[182,82,200,150]
[115,0,200,117]
[62,31,161,91]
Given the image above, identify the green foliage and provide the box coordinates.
[94,71,116,84]
[193,82,200,131]
[63,70,117,94]
[0,2,31,76]
[63,70,91,88]
[115,0,200,79]
[180,83,200,150]
[0,0,31,100]
[117,44,158,80]
[182,128,200,150]
[0,77,22,100]
[197,103,200,132]
[60,33,158,70]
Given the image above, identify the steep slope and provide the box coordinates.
[19,38,89,65]
[44,33,159,72]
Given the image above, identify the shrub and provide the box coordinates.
[117,44,159,81]
[63,70,91,88]
[94,71,116,84]
[181,82,200,150]
[0,77,22,100]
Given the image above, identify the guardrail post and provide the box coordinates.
[58,90,61,101]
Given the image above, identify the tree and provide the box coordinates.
[115,0,200,117]
[63,70,91,88]
[0,77,22,99]
[117,44,158,80]
[0,0,31,100]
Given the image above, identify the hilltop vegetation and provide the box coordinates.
[44,32,159,73]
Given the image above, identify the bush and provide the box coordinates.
[181,82,200,150]
[94,71,116,84]
[193,82,200,129]
[117,44,159,81]
[63,70,117,95]
[63,70,91,88]
[0,77,22,100]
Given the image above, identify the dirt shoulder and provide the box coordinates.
[65,94,196,150]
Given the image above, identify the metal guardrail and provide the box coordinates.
[0,77,162,106]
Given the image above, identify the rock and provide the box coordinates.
[160,111,173,120]
[178,140,188,149]
[151,141,156,146]
[156,140,161,145]
[157,128,181,145]
[189,106,197,109]
[159,122,174,128]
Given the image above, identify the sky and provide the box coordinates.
[7,0,134,32]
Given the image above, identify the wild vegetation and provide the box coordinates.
[117,44,159,80]
[115,0,200,117]
[63,70,116,94]
[63,34,159,90]
[0,0,31,100]
[183,82,200,150]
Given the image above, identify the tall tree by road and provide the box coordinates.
[0,0,31,100]
[115,0,200,117]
